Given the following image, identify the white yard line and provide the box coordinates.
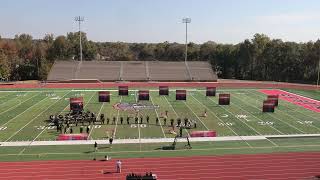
[207,95,278,147]
[228,93,284,135]
[5,94,67,142]
[149,94,166,138]
[163,96,190,136]
[32,93,72,142]
[88,102,104,138]
[183,101,210,130]
[190,94,253,148]
[244,90,305,134]
[0,93,17,106]
[134,92,141,144]
[256,89,320,123]
[112,96,122,138]
[0,93,47,127]
[0,92,37,115]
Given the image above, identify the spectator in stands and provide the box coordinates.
[116,160,122,173]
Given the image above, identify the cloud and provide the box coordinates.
[255,12,320,25]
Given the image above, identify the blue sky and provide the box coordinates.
[1,0,320,44]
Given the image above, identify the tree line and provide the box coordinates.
[0,33,319,84]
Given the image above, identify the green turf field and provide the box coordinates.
[0,88,319,161]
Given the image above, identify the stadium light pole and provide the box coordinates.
[182,18,191,64]
[75,16,84,61]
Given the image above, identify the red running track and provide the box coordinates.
[0,152,320,180]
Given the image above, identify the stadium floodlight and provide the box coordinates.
[74,16,85,61]
[182,18,191,64]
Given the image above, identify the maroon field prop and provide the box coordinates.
[267,94,279,106]
[98,91,110,102]
[206,87,216,96]
[219,94,230,105]
[57,133,88,140]
[176,90,187,100]
[118,86,128,96]
[70,97,84,111]
[138,90,149,101]
[263,100,275,112]
[190,131,216,137]
[159,86,169,95]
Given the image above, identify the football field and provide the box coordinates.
[0,88,319,143]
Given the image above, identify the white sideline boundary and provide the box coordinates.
[1,134,320,147]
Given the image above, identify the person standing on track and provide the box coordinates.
[116,160,122,173]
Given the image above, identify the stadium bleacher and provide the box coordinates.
[47,60,217,82]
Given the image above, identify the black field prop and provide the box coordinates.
[138,90,149,101]
[159,86,169,95]
[118,86,128,96]
[219,94,230,105]
[176,90,187,100]
[70,97,84,111]
[267,95,279,106]
[263,100,275,112]
[98,91,110,102]
[206,87,216,96]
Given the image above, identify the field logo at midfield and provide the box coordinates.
[259,89,320,113]
[113,102,159,111]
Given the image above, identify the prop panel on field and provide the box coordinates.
[159,86,169,95]
[118,86,128,96]
[138,90,149,101]
[98,91,110,102]
[206,87,216,96]
[218,94,230,105]
[70,97,84,111]
[176,90,187,100]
